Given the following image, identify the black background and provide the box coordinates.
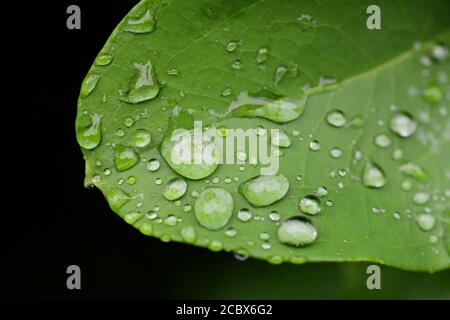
[5,0,450,301]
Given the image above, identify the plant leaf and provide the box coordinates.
[76,0,450,271]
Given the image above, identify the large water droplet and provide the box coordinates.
[80,74,100,98]
[114,145,140,171]
[194,188,233,230]
[239,174,289,207]
[326,110,346,127]
[76,113,102,150]
[124,9,156,34]
[131,129,152,148]
[160,128,219,180]
[227,91,306,123]
[363,161,386,188]
[256,46,269,64]
[277,218,317,246]
[164,177,187,201]
[416,213,435,231]
[125,61,160,103]
[390,112,417,137]
[299,196,321,215]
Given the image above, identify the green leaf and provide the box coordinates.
[76,0,450,271]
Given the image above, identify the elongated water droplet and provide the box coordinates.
[416,213,435,231]
[180,226,196,243]
[80,74,100,98]
[76,113,102,150]
[95,54,113,66]
[131,129,152,148]
[299,195,321,215]
[125,61,160,103]
[399,162,427,181]
[194,188,233,230]
[278,218,317,246]
[124,9,156,34]
[390,112,417,137]
[271,130,291,147]
[160,128,219,180]
[363,161,386,188]
[256,46,269,64]
[228,91,307,123]
[273,65,288,84]
[164,178,187,201]
[239,174,289,207]
[374,133,391,148]
[114,145,140,172]
[326,110,346,127]
[106,188,130,212]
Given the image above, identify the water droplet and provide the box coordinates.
[221,87,232,97]
[413,192,430,205]
[261,242,272,250]
[329,147,342,159]
[164,215,178,226]
[393,212,401,220]
[315,186,328,197]
[326,110,346,127]
[350,114,365,128]
[231,59,242,70]
[115,128,125,137]
[234,252,249,261]
[237,208,252,222]
[183,204,192,212]
[147,158,160,171]
[124,9,156,34]
[161,128,219,180]
[363,161,386,188]
[259,232,270,241]
[239,174,289,207]
[166,68,179,76]
[114,145,140,172]
[299,196,321,215]
[225,227,237,237]
[271,130,291,147]
[125,61,160,103]
[269,211,280,222]
[80,74,100,98]
[180,226,196,243]
[416,213,435,231]
[127,176,137,185]
[423,84,443,103]
[76,113,102,150]
[228,91,307,123]
[277,218,317,246]
[399,163,427,181]
[209,240,223,252]
[155,177,163,185]
[429,235,439,244]
[431,44,448,62]
[392,148,403,161]
[95,54,113,66]
[309,140,320,151]
[374,133,391,148]
[256,46,269,64]
[292,129,300,137]
[325,200,333,207]
[225,39,242,53]
[273,65,288,84]
[194,188,233,230]
[106,188,130,212]
[390,112,417,137]
[124,117,135,128]
[296,14,317,30]
[131,129,151,148]
[103,168,111,176]
[401,180,413,191]
[164,178,187,201]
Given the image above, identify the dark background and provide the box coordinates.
[5,0,450,300]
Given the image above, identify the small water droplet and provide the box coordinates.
[164,177,187,201]
[393,212,401,220]
[259,232,270,241]
[299,195,321,215]
[237,208,252,222]
[413,192,430,205]
[374,133,391,148]
[392,148,403,161]
[261,242,272,250]
[208,240,223,252]
[125,61,160,103]
[363,161,386,188]
[350,114,365,128]
[271,130,291,147]
[166,68,179,76]
[180,226,196,243]
[326,110,346,127]
[309,140,320,151]
[256,46,269,64]
[147,158,160,171]
[399,163,427,181]
[239,174,289,207]
[269,211,280,222]
[194,188,233,230]
[106,188,130,212]
[390,112,417,137]
[278,218,317,246]
[231,59,242,70]
[221,87,232,97]
[225,39,242,53]
[76,113,102,150]
[329,147,342,159]
[127,176,137,185]
[401,180,413,191]
[431,44,448,62]
[315,186,328,197]
[124,9,156,34]
[416,213,435,231]
[423,84,443,103]
[95,54,113,66]
[225,227,237,237]
[273,65,288,84]
[80,74,100,98]
[164,215,178,226]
